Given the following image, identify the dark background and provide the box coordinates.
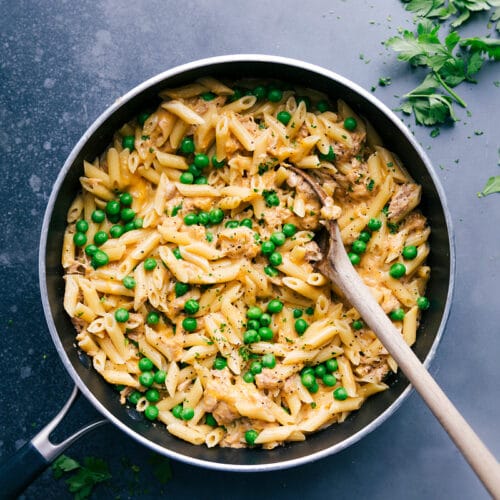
[1,1,499,498]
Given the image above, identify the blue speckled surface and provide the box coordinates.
[1,1,499,498]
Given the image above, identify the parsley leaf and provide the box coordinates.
[460,37,500,60]
[387,21,500,125]
[478,175,500,197]
[52,454,111,499]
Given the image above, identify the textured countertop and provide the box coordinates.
[1,1,499,498]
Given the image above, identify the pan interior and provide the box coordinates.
[41,57,452,469]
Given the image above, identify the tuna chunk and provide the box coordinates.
[388,183,421,223]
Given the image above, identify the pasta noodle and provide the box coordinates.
[62,78,431,450]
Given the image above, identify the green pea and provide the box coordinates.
[121,207,135,222]
[123,276,136,289]
[348,252,361,266]
[146,388,160,403]
[139,357,154,371]
[91,250,109,268]
[343,117,357,131]
[124,221,135,232]
[184,299,199,315]
[258,327,273,341]
[359,231,371,243]
[144,258,157,271]
[245,429,259,445]
[314,364,326,378]
[179,137,195,154]
[250,361,262,374]
[194,153,210,168]
[173,247,182,259]
[265,193,280,207]
[85,244,98,256]
[229,87,243,102]
[205,413,217,426]
[334,387,348,400]
[145,405,159,421]
[128,391,141,405]
[197,211,209,226]
[247,319,260,331]
[252,85,267,99]
[137,112,150,126]
[174,282,190,297]
[352,319,363,330]
[367,218,382,231]
[154,370,167,384]
[73,232,87,247]
[282,223,297,237]
[194,176,208,185]
[316,100,330,113]
[180,172,194,184]
[225,220,239,229]
[295,318,308,335]
[305,307,314,315]
[114,308,129,323]
[184,212,199,226]
[351,240,367,255]
[239,218,253,229]
[267,88,283,102]
[211,155,226,168]
[188,164,202,178]
[269,252,283,267]
[75,220,89,233]
[322,373,337,387]
[264,266,279,277]
[243,371,255,383]
[110,224,124,238]
[93,231,108,246]
[277,110,291,125]
[402,245,418,260]
[267,299,283,314]
[181,407,195,421]
[201,91,216,101]
[270,232,286,246]
[134,218,143,229]
[182,317,197,332]
[213,357,227,370]
[417,296,430,310]
[172,404,183,418]
[208,208,224,225]
[106,200,121,216]
[139,371,154,387]
[261,241,276,255]
[247,306,263,320]
[262,353,276,369]
[390,308,405,321]
[301,366,315,376]
[122,135,135,151]
[301,372,315,388]
[146,311,160,325]
[259,313,272,327]
[90,210,106,224]
[389,262,406,279]
[119,192,133,206]
[319,146,336,162]
[243,329,259,344]
[325,358,338,373]
[293,309,303,319]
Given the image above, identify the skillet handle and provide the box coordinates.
[0,386,107,498]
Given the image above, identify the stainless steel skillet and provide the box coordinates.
[0,55,456,497]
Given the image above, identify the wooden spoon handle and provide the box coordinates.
[328,225,500,497]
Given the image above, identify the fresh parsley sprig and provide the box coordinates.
[478,175,500,196]
[402,0,500,31]
[52,454,112,500]
[386,20,499,124]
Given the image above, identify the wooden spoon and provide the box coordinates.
[289,167,500,497]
